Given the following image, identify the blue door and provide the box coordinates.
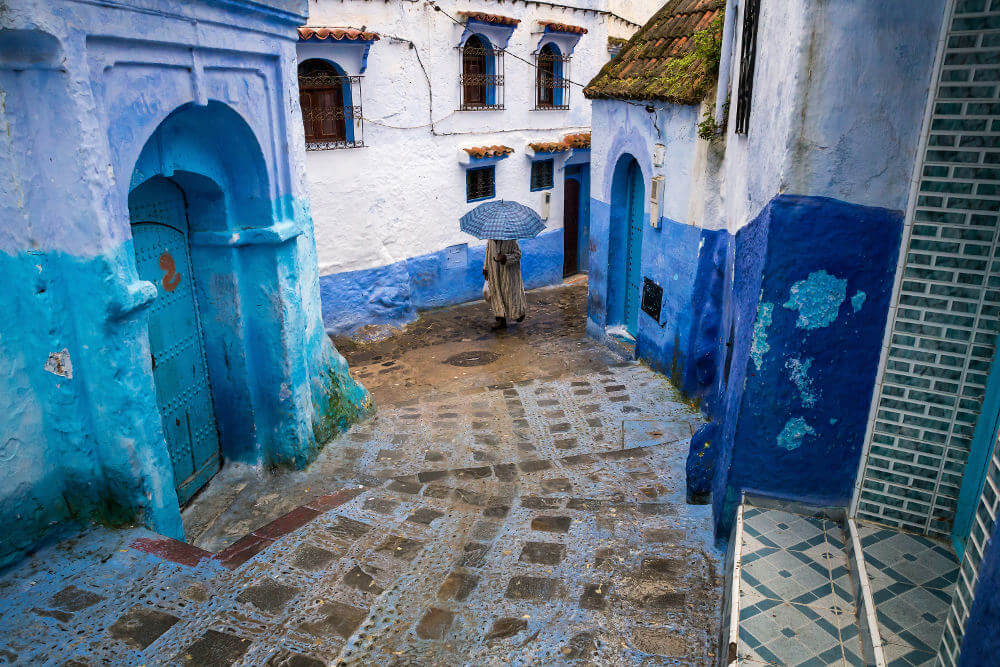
[129,178,221,505]
[623,161,645,336]
[953,338,1000,557]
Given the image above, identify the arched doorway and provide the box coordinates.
[608,154,645,337]
[129,177,221,504]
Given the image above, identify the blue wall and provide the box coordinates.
[319,228,565,333]
[959,514,1000,665]
[709,195,902,537]
[0,1,370,570]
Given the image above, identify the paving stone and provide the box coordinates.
[485,617,528,641]
[579,582,610,610]
[471,520,500,540]
[518,460,551,473]
[561,453,595,465]
[376,535,425,561]
[387,479,422,495]
[566,498,610,511]
[108,605,180,649]
[541,478,572,493]
[493,463,518,481]
[266,652,326,667]
[424,452,445,462]
[415,607,454,640]
[561,632,596,660]
[603,384,627,393]
[631,627,691,657]
[237,579,300,613]
[645,528,687,544]
[519,541,566,565]
[531,515,573,533]
[417,469,449,483]
[549,423,572,433]
[453,488,486,506]
[362,497,399,515]
[407,507,445,525]
[638,503,676,516]
[456,542,490,568]
[522,496,561,510]
[482,504,510,518]
[454,466,493,480]
[328,516,373,540]
[437,571,479,601]
[291,545,337,571]
[299,601,367,639]
[343,566,384,594]
[175,630,251,665]
[554,438,578,450]
[50,586,104,612]
[505,575,556,600]
[423,484,451,499]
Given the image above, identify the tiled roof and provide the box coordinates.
[584,0,724,104]
[458,11,521,26]
[529,141,570,153]
[464,145,515,159]
[563,132,591,149]
[540,21,588,35]
[298,27,380,41]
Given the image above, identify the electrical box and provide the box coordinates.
[541,191,551,221]
[649,175,664,228]
[641,278,663,322]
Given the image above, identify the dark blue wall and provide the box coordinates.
[709,195,903,537]
[959,514,1000,665]
[319,228,564,333]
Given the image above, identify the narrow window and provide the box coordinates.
[536,43,568,109]
[530,159,554,190]
[462,36,490,108]
[467,166,496,202]
[734,0,761,134]
[298,59,362,149]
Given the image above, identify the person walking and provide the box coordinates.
[483,238,526,330]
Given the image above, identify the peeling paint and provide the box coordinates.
[851,290,867,312]
[750,302,773,371]
[777,417,815,451]
[783,270,847,329]
[785,356,817,407]
[44,348,73,378]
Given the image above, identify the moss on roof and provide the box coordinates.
[584,0,724,104]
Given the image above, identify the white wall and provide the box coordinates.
[300,0,653,276]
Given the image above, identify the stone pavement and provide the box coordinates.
[0,281,723,665]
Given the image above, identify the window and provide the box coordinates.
[467,166,495,201]
[460,35,504,110]
[530,159,554,190]
[535,43,570,109]
[734,0,761,134]
[298,59,364,149]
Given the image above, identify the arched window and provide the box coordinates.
[462,35,490,108]
[298,59,351,146]
[535,42,569,109]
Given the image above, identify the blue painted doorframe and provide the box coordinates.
[129,177,221,505]
[624,160,645,336]
[954,337,1000,557]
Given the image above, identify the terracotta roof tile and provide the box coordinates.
[457,11,521,27]
[540,21,588,35]
[563,132,591,149]
[529,141,570,153]
[584,0,724,104]
[464,145,515,159]
[298,27,380,42]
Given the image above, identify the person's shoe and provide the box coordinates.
[492,317,507,330]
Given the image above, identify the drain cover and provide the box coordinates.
[444,350,500,367]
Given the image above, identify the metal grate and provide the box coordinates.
[530,159,554,191]
[298,64,365,150]
[535,51,571,110]
[459,43,505,111]
[467,166,495,202]
[734,0,761,135]
[855,0,1000,547]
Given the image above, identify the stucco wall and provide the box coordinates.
[299,0,654,332]
[0,0,370,568]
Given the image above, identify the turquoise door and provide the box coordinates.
[129,178,221,505]
[953,338,1000,557]
[623,161,645,336]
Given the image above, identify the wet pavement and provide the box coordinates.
[0,279,722,665]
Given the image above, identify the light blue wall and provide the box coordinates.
[0,0,370,569]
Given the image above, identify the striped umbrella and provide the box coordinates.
[460,200,546,240]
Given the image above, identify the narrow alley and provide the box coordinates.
[0,282,722,665]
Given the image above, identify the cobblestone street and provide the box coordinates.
[0,281,722,665]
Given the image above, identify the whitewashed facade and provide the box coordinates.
[296,0,658,333]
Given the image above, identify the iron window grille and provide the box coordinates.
[734,0,761,135]
[535,49,571,110]
[298,62,365,150]
[459,38,505,110]
[530,159,554,190]
[467,166,496,201]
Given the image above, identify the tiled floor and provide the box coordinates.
[857,522,959,667]
[737,507,864,666]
